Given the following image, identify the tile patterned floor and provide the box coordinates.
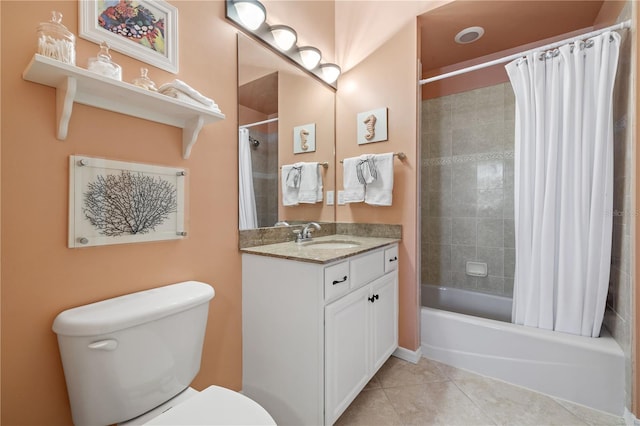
[335,356,625,426]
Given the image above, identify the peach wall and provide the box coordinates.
[1,2,239,424]
[1,1,336,424]
[264,0,335,63]
[594,0,626,27]
[279,71,335,223]
[335,0,451,72]
[335,22,420,351]
[239,104,269,132]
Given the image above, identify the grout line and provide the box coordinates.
[448,377,499,426]
[378,387,406,425]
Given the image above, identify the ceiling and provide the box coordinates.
[239,72,278,116]
[419,0,606,74]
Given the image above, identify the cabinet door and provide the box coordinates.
[370,272,398,372]
[325,284,371,425]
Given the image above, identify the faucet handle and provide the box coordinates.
[292,229,302,242]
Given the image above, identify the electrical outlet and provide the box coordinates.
[337,191,346,205]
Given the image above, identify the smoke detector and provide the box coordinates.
[455,26,485,44]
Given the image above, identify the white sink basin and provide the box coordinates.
[302,240,361,249]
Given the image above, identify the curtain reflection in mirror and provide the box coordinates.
[238,128,258,230]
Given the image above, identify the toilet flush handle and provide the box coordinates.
[88,339,118,351]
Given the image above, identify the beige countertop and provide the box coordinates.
[240,234,400,264]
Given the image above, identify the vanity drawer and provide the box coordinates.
[384,245,399,273]
[324,261,350,301]
[350,249,384,290]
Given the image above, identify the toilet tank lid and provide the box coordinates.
[52,281,215,337]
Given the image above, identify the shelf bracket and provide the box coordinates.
[56,76,76,140]
[183,115,205,159]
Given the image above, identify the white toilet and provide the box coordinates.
[52,281,275,426]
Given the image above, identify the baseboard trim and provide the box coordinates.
[624,408,640,425]
[392,346,422,364]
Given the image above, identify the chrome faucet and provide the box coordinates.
[294,222,321,243]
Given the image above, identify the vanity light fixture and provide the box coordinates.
[320,63,341,84]
[270,25,297,51]
[225,0,340,88]
[232,0,266,31]
[298,46,322,70]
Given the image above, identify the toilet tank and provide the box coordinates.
[52,281,215,426]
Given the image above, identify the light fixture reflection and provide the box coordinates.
[270,25,297,51]
[298,46,321,70]
[320,63,341,84]
[233,0,266,31]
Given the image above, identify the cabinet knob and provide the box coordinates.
[332,276,348,285]
[368,294,379,303]
[389,256,398,262]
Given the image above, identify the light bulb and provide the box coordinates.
[320,63,341,84]
[233,0,266,31]
[270,25,297,51]
[298,46,321,70]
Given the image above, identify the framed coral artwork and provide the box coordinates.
[69,155,186,248]
[79,0,178,73]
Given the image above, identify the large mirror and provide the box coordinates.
[238,33,336,230]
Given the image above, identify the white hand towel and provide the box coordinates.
[160,87,222,113]
[285,163,303,188]
[281,165,299,206]
[364,153,394,206]
[158,79,216,106]
[342,156,365,203]
[316,166,324,202]
[356,154,378,184]
[298,162,322,203]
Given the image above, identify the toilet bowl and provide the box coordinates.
[52,281,275,426]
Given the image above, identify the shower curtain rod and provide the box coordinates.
[240,117,279,128]
[419,20,631,86]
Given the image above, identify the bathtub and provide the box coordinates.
[421,286,625,415]
[421,284,512,322]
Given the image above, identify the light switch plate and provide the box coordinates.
[326,190,334,205]
[337,191,346,205]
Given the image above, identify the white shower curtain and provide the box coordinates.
[239,128,258,230]
[506,32,621,337]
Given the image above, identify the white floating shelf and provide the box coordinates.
[22,54,225,159]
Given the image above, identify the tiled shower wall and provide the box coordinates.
[249,127,279,228]
[421,14,633,407]
[603,0,634,409]
[421,83,516,297]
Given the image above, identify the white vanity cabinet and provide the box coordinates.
[242,244,398,426]
[325,271,398,424]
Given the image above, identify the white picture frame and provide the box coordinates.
[293,123,316,153]
[79,0,178,73]
[357,107,388,144]
[69,155,186,248]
